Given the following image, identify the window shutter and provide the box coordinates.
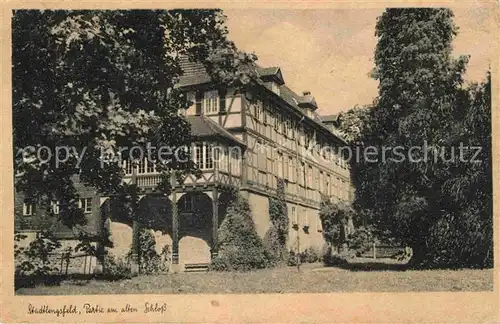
[219,89,226,113]
[195,91,202,115]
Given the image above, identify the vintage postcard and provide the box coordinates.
[0,0,499,322]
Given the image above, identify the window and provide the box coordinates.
[79,198,92,214]
[203,90,219,114]
[314,168,320,190]
[303,209,309,227]
[299,162,305,186]
[316,215,323,232]
[22,203,35,216]
[137,158,146,174]
[274,113,281,131]
[213,147,220,170]
[305,132,311,147]
[307,165,313,187]
[267,157,273,174]
[194,144,215,170]
[206,146,214,169]
[125,159,134,175]
[283,119,289,136]
[283,155,289,179]
[267,173,273,187]
[263,102,269,125]
[230,149,241,175]
[254,100,263,122]
[277,153,283,178]
[194,145,202,169]
[147,159,155,173]
[181,196,194,213]
[266,103,273,125]
[291,206,298,225]
[288,156,294,182]
[51,201,60,215]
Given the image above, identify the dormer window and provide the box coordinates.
[254,100,263,122]
[22,202,35,216]
[271,82,280,96]
[203,90,219,115]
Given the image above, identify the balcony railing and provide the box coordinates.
[136,174,162,188]
[127,169,241,191]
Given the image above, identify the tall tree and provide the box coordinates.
[354,8,492,268]
[13,10,256,230]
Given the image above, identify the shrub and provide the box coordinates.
[287,250,298,266]
[319,199,354,248]
[263,227,285,263]
[348,226,374,256]
[286,247,323,266]
[324,254,349,266]
[15,230,61,277]
[211,193,274,271]
[267,179,289,261]
[301,246,322,263]
[126,228,170,274]
[322,245,355,266]
[102,253,132,279]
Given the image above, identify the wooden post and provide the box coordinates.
[212,187,219,260]
[373,242,376,260]
[65,251,70,274]
[171,172,180,272]
[94,197,109,274]
[130,168,140,276]
[60,254,64,274]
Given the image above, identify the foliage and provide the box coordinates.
[14,231,28,259]
[287,246,323,266]
[133,229,170,274]
[347,226,374,256]
[211,193,274,271]
[15,230,62,277]
[334,105,375,145]
[12,9,256,230]
[267,178,289,261]
[322,246,350,266]
[102,253,132,279]
[319,198,353,248]
[263,226,281,262]
[350,8,492,268]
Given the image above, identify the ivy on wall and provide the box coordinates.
[267,178,289,261]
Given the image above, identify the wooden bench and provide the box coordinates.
[184,263,210,273]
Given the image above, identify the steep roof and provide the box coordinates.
[321,114,340,123]
[177,57,211,87]
[256,66,284,85]
[186,115,246,147]
[178,57,347,145]
[256,66,280,76]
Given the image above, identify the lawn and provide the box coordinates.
[16,259,493,295]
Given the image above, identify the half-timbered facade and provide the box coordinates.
[175,57,354,262]
[14,57,353,273]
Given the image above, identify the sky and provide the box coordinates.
[225,8,494,115]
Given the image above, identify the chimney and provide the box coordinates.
[298,90,318,112]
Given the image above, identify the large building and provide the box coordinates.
[14,58,353,273]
